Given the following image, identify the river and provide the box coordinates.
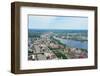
[53,36,88,49]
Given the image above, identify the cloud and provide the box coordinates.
[28,15,88,30]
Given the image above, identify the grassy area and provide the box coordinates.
[52,50,68,59]
[80,48,88,52]
[48,47,68,59]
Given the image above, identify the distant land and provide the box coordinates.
[28,29,88,33]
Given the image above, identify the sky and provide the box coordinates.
[28,15,88,30]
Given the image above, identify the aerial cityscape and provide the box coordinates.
[28,15,88,61]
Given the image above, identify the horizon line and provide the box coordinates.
[28,29,88,30]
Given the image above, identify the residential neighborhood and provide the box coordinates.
[28,30,88,61]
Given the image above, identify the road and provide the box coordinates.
[34,45,47,60]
